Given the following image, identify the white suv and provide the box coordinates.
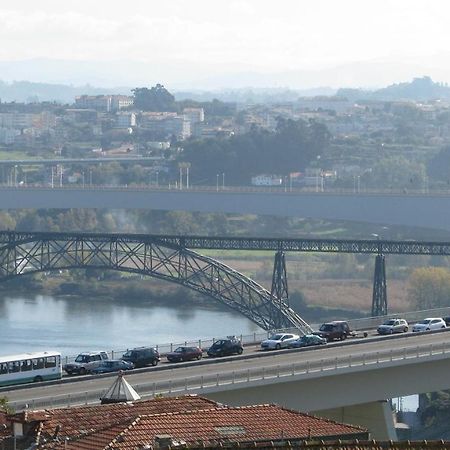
[63,351,109,375]
[412,318,446,333]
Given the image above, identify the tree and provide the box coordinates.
[0,396,11,413]
[132,84,176,112]
[407,267,450,309]
[181,118,330,185]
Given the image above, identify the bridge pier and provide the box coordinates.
[315,400,397,441]
[270,251,289,329]
[372,253,387,316]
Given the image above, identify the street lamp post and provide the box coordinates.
[222,172,225,190]
[216,174,219,192]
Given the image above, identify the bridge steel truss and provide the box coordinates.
[0,232,310,332]
[2,232,450,327]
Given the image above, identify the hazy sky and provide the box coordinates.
[0,0,449,88]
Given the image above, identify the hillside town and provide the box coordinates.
[1,78,450,191]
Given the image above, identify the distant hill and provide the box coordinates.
[337,76,450,102]
[0,80,131,104]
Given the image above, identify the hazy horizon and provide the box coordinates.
[1,0,449,90]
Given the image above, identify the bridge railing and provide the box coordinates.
[59,307,450,366]
[11,337,450,411]
[346,307,450,331]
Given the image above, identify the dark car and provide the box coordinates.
[121,347,160,368]
[288,334,327,348]
[207,337,244,357]
[90,359,134,374]
[443,317,450,327]
[313,321,352,342]
[166,346,202,363]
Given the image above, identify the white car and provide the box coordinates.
[412,318,446,332]
[377,318,409,335]
[261,333,299,350]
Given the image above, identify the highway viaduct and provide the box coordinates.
[2,186,450,231]
[3,331,450,440]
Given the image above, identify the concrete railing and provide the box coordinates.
[11,338,450,412]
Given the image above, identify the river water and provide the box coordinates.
[0,294,261,357]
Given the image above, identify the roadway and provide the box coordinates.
[2,330,449,410]
[2,185,450,231]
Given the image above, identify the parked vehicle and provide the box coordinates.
[288,334,327,348]
[260,333,299,350]
[313,321,352,341]
[412,318,446,332]
[90,359,134,374]
[377,318,409,335]
[121,347,160,368]
[207,337,244,357]
[166,346,202,363]
[0,351,62,387]
[443,317,450,327]
[63,351,109,375]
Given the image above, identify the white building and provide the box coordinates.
[116,112,136,128]
[111,95,134,111]
[251,174,283,186]
[140,113,191,140]
[0,127,20,144]
[183,107,204,124]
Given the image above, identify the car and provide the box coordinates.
[443,317,450,327]
[90,359,134,374]
[260,333,299,350]
[288,334,327,348]
[166,346,203,363]
[121,347,160,368]
[207,336,244,357]
[63,351,109,375]
[313,321,352,342]
[412,318,446,332]
[377,318,409,335]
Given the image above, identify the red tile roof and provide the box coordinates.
[10,395,220,444]
[38,403,366,450]
[0,411,11,442]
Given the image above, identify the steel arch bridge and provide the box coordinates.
[0,231,311,332]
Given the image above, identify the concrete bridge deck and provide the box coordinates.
[3,186,450,231]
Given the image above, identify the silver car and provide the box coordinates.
[261,333,300,350]
[377,318,409,335]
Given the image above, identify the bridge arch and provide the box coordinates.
[0,232,310,332]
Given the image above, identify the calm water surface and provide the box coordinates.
[0,294,261,357]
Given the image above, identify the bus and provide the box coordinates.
[0,351,62,387]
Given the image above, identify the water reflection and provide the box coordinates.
[0,294,261,357]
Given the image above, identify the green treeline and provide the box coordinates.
[181,118,330,185]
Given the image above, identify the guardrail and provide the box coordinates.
[0,183,449,197]
[59,307,450,366]
[11,338,450,411]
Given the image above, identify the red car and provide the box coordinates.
[166,346,202,363]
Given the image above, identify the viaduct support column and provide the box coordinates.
[315,400,397,441]
[372,253,387,316]
[270,251,289,329]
